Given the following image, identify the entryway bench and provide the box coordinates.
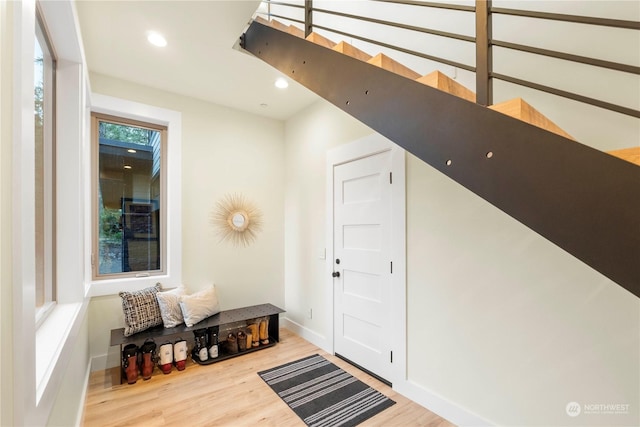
[110,303,284,383]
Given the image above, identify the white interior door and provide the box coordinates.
[333,149,393,383]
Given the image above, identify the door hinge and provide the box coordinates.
[390,261,393,274]
[390,351,393,363]
[389,172,392,184]
[91,253,95,267]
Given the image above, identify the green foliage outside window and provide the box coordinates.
[99,122,153,146]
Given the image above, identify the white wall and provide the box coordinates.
[283,100,371,345]
[88,73,286,370]
[282,97,639,426]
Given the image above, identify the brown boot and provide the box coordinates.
[238,331,247,351]
[122,344,139,384]
[140,339,157,380]
[224,333,238,354]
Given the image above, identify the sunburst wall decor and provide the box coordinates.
[211,193,263,247]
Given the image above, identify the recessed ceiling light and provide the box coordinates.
[127,149,137,153]
[147,31,167,47]
[123,165,132,170]
[275,77,289,89]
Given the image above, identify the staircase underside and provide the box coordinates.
[242,21,640,298]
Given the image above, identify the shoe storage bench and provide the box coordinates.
[110,303,284,384]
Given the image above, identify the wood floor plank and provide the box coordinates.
[82,328,455,427]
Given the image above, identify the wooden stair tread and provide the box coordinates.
[288,25,304,38]
[367,53,421,80]
[489,98,575,140]
[333,41,372,61]
[416,71,476,103]
[306,32,337,48]
[254,16,270,26]
[608,147,640,166]
[269,19,290,32]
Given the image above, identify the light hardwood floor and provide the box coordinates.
[82,328,455,426]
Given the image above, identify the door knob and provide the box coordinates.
[332,271,340,278]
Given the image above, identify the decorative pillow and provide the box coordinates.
[119,283,163,337]
[179,285,221,327]
[156,285,186,328]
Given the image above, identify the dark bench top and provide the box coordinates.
[110,303,285,347]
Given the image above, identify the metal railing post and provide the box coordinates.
[305,0,313,37]
[476,0,492,106]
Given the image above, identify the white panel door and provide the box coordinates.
[333,149,392,382]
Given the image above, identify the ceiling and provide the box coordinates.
[75,0,319,120]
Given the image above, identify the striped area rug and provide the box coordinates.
[258,354,395,427]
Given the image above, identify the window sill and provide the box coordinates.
[35,301,87,404]
[87,274,177,297]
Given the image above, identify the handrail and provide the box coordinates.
[491,40,640,75]
[491,72,640,118]
[312,7,475,43]
[370,0,475,13]
[257,11,305,26]
[312,24,475,72]
[490,7,640,30]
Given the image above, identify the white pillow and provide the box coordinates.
[179,285,221,327]
[156,285,186,328]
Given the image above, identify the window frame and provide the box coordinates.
[87,94,182,297]
[91,112,168,281]
[34,3,57,325]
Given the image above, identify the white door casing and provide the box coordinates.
[326,133,406,386]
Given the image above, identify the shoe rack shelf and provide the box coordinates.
[111,303,285,384]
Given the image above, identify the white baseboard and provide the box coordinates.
[394,379,493,427]
[74,360,92,427]
[90,347,120,372]
[90,353,109,372]
[281,317,331,353]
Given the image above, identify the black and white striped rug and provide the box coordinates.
[258,354,395,427]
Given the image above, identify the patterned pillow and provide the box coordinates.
[156,285,186,328]
[119,283,163,337]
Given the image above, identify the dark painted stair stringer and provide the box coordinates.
[241,21,640,298]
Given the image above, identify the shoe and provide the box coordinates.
[158,342,173,374]
[193,329,209,362]
[174,339,188,371]
[247,322,259,347]
[259,317,270,345]
[237,331,247,351]
[224,333,238,354]
[122,344,139,384]
[140,339,157,380]
[208,328,219,359]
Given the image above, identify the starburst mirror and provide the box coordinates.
[212,193,263,247]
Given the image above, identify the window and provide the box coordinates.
[91,113,167,279]
[35,7,56,315]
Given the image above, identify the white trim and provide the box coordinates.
[282,317,331,352]
[87,94,183,297]
[395,379,494,427]
[12,1,38,424]
[73,360,92,427]
[325,133,406,386]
